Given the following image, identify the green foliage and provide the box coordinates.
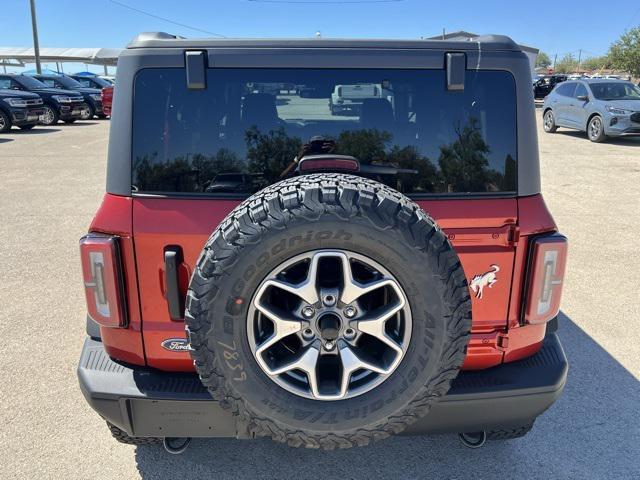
[334,129,391,164]
[554,53,578,74]
[133,122,512,195]
[438,118,504,192]
[581,55,610,72]
[132,150,244,192]
[245,127,303,184]
[536,52,552,69]
[608,27,640,77]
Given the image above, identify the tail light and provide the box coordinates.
[80,234,127,328]
[524,233,568,324]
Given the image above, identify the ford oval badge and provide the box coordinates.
[161,338,191,352]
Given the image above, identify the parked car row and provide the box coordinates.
[0,73,112,133]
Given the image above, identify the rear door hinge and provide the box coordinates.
[507,224,520,246]
[497,332,509,350]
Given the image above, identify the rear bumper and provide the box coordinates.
[78,333,568,438]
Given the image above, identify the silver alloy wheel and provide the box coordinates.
[589,116,602,140]
[247,250,412,401]
[544,111,554,131]
[41,106,55,125]
[0,115,6,130]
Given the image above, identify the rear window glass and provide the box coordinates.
[132,68,517,196]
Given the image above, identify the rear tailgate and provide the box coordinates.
[133,197,517,371]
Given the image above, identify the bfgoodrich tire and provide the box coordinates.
[186,173,472,449]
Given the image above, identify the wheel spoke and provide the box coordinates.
[254,301,303,355]
[338,346,389,397]
[269,346,320,396]
[338,253,402,305]
[355,299,405,354]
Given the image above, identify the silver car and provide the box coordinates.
[542,79,640,142]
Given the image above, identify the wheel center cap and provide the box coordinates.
[317,313,341,341]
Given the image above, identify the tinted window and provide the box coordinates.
[590,82,640,101]
[50,76,83,89]
[574,84,588,98]
[556,82,576,97]
[0,78,11,89]
[132,68,517,196]
[14,76,47,89]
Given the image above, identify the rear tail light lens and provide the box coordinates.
[524,233,568,324]
[80,234,127,328]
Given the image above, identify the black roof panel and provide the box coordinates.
[127,32,521,52]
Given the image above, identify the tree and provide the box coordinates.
[581,55,610,72]
[438,118,493,193]
[245,127,302,185]
[554,53,578,73]
[608,27,640,77]
[535,52,551,69]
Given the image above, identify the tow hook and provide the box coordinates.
[163,437,192,454]
[458,431,487,449]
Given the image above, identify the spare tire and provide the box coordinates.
[186,173,471,449]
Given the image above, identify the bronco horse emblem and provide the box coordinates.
[469,265,500,299]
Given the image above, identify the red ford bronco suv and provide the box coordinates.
[77,32,568,451]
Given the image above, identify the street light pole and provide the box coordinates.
[29,0,42,74]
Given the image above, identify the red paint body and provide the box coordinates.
[88,192,558,372]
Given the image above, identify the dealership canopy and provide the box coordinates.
[0,47,122,67]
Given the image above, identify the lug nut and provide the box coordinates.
[323,295,336,307]
[324,341,335,351]
[302,328,314,340]
[344,328,356,340]
[343,306,357,318]
[302,306,315,318]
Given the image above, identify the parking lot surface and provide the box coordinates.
[0,116,638,479]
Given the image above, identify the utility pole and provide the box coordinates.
[553,53,557,71]
[577,49,582,72]
[29,0,42,74]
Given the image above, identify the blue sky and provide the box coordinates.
[3,0,639,74]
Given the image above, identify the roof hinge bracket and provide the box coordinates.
[445,52,466,91]
[185,50,207,90]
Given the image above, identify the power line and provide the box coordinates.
[107,0,226,37]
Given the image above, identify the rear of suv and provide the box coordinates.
[78,33,569,450]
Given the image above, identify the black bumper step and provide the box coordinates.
[78,334,568,438]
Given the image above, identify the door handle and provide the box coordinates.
[164,246,185,321]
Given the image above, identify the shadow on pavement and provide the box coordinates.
[134,312,639,479]
[10,127,61,135]
[0,138,14,143]
[60,121,99,126]
[553,129,640,146]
